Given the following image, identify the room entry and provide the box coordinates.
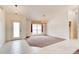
[69,21,71,39]
[69,20,77,39]
[13,22,21,39]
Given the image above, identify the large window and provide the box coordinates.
[32,24,42,35]
[13,22,20,38]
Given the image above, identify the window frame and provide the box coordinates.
[32,23,42,35]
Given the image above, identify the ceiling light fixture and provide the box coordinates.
[41,14,48,23]
[14,5,18,15]
[15,5,18,7]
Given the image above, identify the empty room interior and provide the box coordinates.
[0,5,79,54]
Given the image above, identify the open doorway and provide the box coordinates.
[69,20,77,39]
[69,21,71,39]
[13,22,21,39]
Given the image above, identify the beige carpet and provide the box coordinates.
[26,36,65,47]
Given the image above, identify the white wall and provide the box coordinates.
[78,6,79,39]
[0,8,5,47]
[6,14,31,41]
[26,18,31,36]
[68,6,78,39]
[47,8,69,39]
[42,24,47,35]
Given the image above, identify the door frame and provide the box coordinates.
[11,20,21,40]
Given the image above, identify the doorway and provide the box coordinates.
[69,21,71,39]
[69,20,77,39]
[13,22,21,39]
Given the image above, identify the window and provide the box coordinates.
[13,22,20,38]
[32,24,42,35]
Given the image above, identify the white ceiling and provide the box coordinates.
[0,5,69,20]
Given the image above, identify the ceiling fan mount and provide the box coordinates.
[15,5,18,7]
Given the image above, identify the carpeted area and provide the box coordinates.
[26,36,65,47]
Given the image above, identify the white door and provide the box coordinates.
[12,22,21,39]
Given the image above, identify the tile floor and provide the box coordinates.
[0,39,78,54]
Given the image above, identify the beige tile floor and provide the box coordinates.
[0,39,78,54]
[38,39,78,54]
[0,40,41,54]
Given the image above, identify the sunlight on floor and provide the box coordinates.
[11,41,21,53]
